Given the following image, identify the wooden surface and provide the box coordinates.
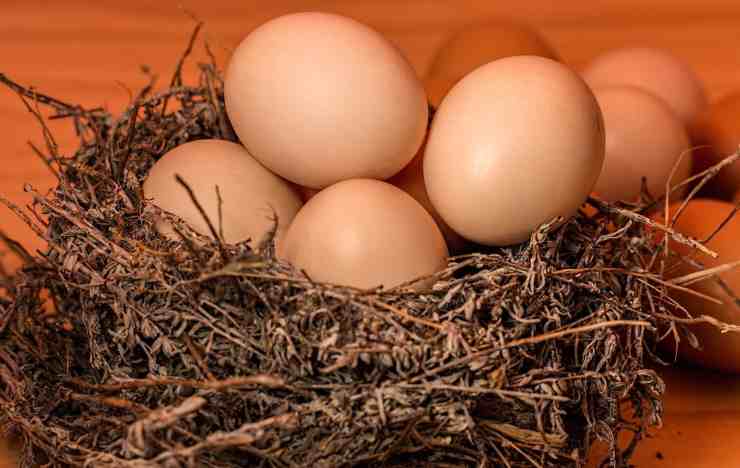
[3,1,740,466]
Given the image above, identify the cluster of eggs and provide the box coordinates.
[144,12,740,373]
[680,73,740,373]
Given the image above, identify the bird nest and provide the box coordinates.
[0,28,733,468]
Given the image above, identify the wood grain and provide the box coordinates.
[3,1,740,466]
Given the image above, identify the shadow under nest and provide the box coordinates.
[0,28,728,468]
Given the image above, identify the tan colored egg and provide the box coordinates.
[424,56,605,246]
[659,199,740,373]
[225,12,428,189]
[582,47,708,124]
[280,179,448,289]
[388,150,468,253]
[143,139,303,245]
[693,92,740,199]
[592,86,692,202]
[425,22,558,107]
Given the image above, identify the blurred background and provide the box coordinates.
[3,1,740,466]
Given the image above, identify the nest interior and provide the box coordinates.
[0,28,719,468]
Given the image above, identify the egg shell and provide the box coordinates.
[143,139,303,245]
[424,56,605,246]
[693,92,740,199]
[582,47,708,125]
[424,22,558,107]
[388,149,469,253]
[592,86,692,202]
[280,179,448,289]
[659,199,740,373]
[225,12,428,189]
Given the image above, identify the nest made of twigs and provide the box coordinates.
[0,26,732,468]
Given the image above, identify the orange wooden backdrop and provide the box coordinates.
[3,1,740,466]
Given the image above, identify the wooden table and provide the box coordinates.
[3,1,740,466]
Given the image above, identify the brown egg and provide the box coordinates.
[582,47,708,125]
[660,199,740,373]
[424,21,558,107]
[388,150,468,253]
[143,139,303,245]
[280,179,448,289]
[693,92,740,199]
[225,12,428,189]
[592,86,692,202]
[424,56,605,246]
